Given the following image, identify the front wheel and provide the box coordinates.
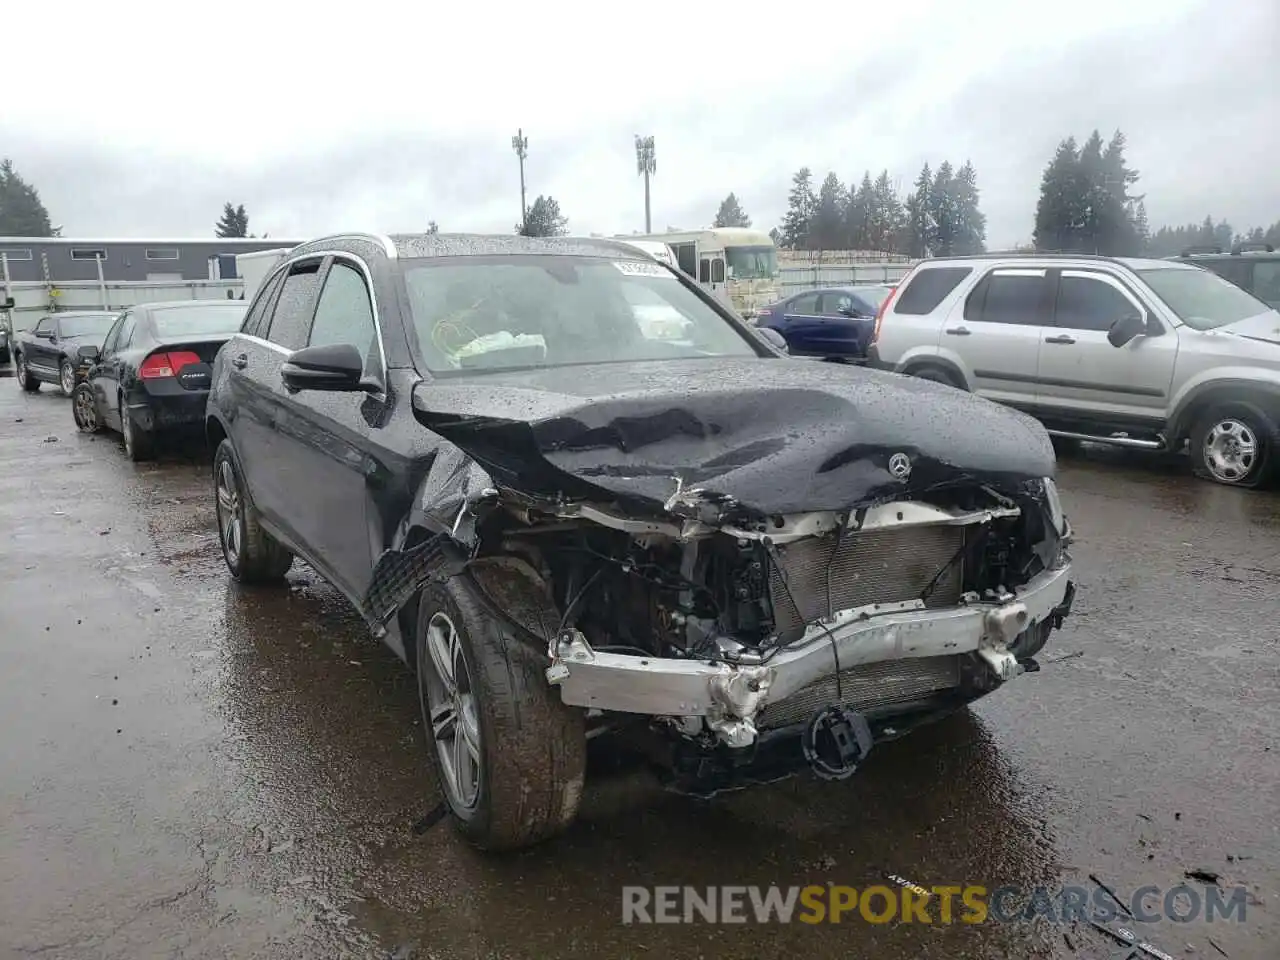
[16,354,39,392]
[1189,401,1277,489]
[416,572,585,851]
[59,359,76,397]
[212,439,294,583]
[72,384,103,433]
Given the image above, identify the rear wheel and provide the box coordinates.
[213,439,294,583]
[121,403,154,462]
[16,354,39,392]
[908,364,961,388]
[416,571,585,851]
[72,384,102,433]
[59,359,76,397]
[1189,401,1278,489]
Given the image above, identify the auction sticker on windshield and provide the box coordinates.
[614,260,675,278]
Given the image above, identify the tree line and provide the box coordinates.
[717,162,987,257]
[1032,128,1279,258]
[3,152,1276,257]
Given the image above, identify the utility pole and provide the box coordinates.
[511,128,529,233]
[635,134,656,234]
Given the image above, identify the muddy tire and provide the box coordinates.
[121,402,155,462]
[415,570,585,851]
[16,353,39,392]
[213,439,294,583]
[1189,401,1278,490]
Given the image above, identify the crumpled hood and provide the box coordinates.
[412,358,1055,519]
[1220,310,1280,346]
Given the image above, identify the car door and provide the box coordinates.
[229,257,324,549]
[25,316,56,376]
[97,311,137,430]
[818,289,874,354]
[90,314,126,423]
[269,255,385,601]
[948,267,1050,405]
[777,291,827,354]
[1035,268,1178,421]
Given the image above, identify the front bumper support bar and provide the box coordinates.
[546,564,1074,726]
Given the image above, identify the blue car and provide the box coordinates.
[755,285,894,360]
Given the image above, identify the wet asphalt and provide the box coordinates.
[0,365,1276,960]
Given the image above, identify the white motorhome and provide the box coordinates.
[235,248,294,303]
[624,227,780,318]
[612,238,676,268]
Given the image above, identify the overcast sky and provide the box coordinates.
[2,0,1276,247]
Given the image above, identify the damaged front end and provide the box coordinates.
[373,361,1075,793]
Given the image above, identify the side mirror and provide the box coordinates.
[756,327,789,354]
[281,343,369,393]
[34,329,53,340]
[77,344,101,362]
[1108,313,1147,348]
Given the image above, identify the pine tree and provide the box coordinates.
[1132,200,1150,253]
[1033,137,1083,252]
[904,163,934,258]
[518,195,568,236]
[0,158,54,236]
[215,202,250,238]
[1099,130,1141,255]
[780,168,816,249]
[952,161,987,255]
[871,170,905,254]
[712,193,752,228]
[427,221,439,235]
[844,172,874,250]
[810,173,847,250]
[929,162,957,256]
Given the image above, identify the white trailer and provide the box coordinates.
[236,248,294,303]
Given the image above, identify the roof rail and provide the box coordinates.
[1179,244,1222,257]
[1230,242,1275,255]
[924,251,1128,265]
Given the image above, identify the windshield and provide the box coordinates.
[59,315,116,337]
[152,304,247,339]
[402,255,760,374]
[725,245,778,280]
[1138,267,1275,331]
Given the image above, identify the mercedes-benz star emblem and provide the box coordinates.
[888,452,912,480]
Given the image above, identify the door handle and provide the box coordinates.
[231,353,249,369]
[1044,335,1076,345]
[944,327,971,336]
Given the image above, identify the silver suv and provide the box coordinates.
[868,255,1280,488]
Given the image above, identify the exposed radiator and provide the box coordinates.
[768,523,966,633]
[757,655,963,730]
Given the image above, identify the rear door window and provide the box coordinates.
[894,267,972,315]
[964,270,1048,325]
[265,260,323,351]
[789,293,820,314]
[242,270,287,339]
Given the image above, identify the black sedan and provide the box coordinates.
[754,285,895,360]
[72,299,247,460]
[13,311,119,396]
[202,232,1072,852]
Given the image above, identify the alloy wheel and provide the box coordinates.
[421,611,482,810]
[74,387,97,432]
[60,362,75,396]
[1203,418,1257,484]
[215,459,243,568]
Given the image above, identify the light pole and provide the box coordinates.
[511,129,529,233]
[635,134,655,234]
